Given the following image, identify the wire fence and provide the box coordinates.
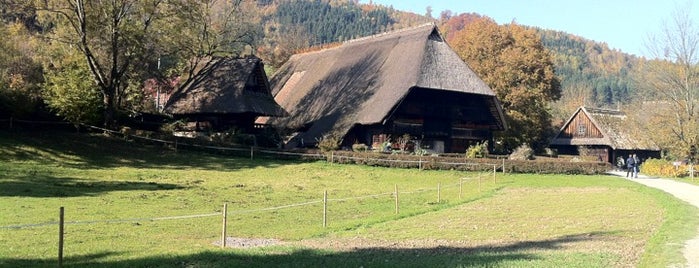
[1,172,497,266]
[0,172,495,230]
[1,118,505,266]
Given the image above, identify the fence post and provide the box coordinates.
[418,156,422,171]
[493,165,497,183]
[330,151,334,164]
[323,190,328,227]
[250,147,254,160]
[58,207,64,268]
[394,184,399,214]
[221,203,228,248]
[502,158,505,174]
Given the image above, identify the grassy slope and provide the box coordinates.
[0,130,696,267]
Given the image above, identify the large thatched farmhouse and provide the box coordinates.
[549,106,661,163]
[262,24,506,153]
[163,56,287,132]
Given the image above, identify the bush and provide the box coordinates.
[465,141,488,158]
[641,158,691,178]
[316,134,341,153]
[509,144,534,160]
[330,151,611,174]
[352,143,368,152]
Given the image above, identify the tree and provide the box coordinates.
[450,17,561,152]
[0,21,44,118]
[637,3,699,159]
[43,48,102,126]
[32,0,261,127]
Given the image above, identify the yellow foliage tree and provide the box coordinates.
[450,17,561,152]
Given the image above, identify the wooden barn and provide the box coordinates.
[261,24,506,153]
[163,56,287,133]
[549,107,661,163]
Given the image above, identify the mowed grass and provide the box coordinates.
[0,130,697,267]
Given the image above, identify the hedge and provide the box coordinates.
[329,151,611,175]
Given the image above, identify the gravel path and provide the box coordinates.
[609,171,699,267]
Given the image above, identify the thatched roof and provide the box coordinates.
[163,56,287,117]
[550,107,660,150]
[264,23,505,140]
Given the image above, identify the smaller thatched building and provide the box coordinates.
[549,107,661,163]
[163,56,287,132]
[262,24,506,153]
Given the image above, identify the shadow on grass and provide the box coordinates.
[0,175,186,197]
[0,233,613,267]
[0,130,303,171]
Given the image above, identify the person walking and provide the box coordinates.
[626,154,635,178]
[633,154,640,178]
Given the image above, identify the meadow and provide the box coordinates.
[0,130,697,267]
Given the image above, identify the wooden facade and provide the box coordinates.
[345,87,497,153]
[550,107,661,164]
[557,111,603,139]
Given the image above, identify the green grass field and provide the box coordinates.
[0,130,697,267]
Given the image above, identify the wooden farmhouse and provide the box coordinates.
[261,24,507,153]
[549,106,661,163]
[163,56,287,133]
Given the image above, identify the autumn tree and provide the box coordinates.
[0,20,44,118]
[450,17,561,152]
[636,4,699,160]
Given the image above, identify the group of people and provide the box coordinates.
[616,154,641,178]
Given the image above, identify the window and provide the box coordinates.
[577,123,587,136]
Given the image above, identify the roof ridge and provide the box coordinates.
[343,23,435,45]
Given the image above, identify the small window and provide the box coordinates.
[577,124,587,136]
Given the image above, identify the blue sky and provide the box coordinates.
[360,0,697,57]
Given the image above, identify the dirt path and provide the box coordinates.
[609,171,699,267]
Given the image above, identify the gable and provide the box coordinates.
[559,111,604,139]
[551,107,660,151]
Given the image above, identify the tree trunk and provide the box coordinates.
[103,89,116,129]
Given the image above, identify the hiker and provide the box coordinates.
[626,154,635,178]
[633,154,640,178]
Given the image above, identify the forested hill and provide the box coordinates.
[257,1,641,115]
[537,29,638,109]
[256,0,431,68]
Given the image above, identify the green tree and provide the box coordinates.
[32,0,261,127]
[33,0,167,127]
[450,17,561,152]
[43,49,102,126]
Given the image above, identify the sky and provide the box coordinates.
[360,0,698,57]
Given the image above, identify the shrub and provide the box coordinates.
[316,134,341,153]
[329,151,610,174]
[509,144,534,160]
[642,158,691,178]
[352,143,368,152]
[465,141,488,158]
